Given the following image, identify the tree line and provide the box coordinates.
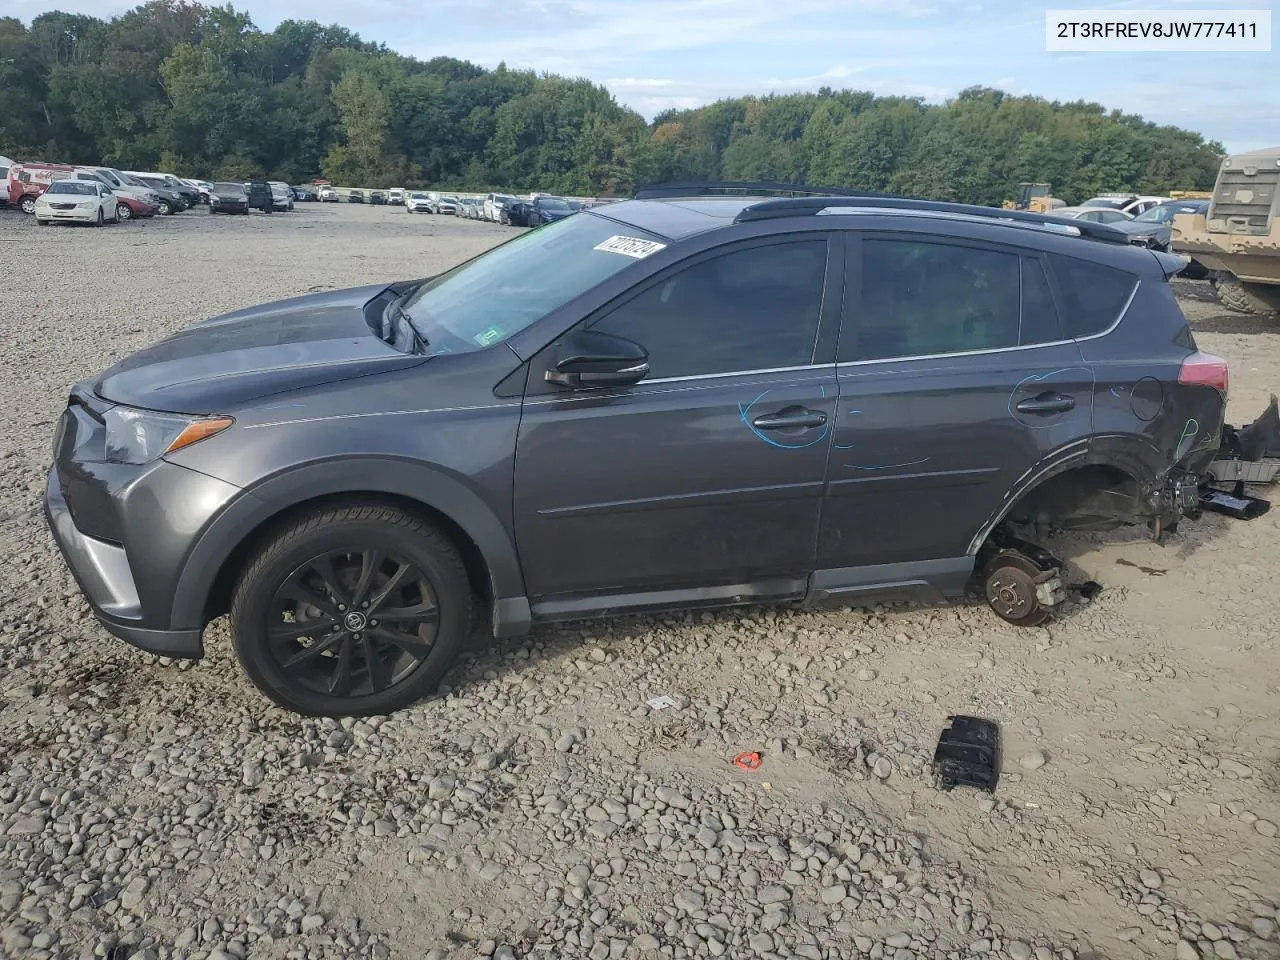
[1,2,1226,203]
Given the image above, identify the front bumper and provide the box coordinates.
[45,466,206,658]
[41,208,95,221]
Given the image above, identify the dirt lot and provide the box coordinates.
[0,204,1277,960]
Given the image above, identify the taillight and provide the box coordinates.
[1178,351,1229,395]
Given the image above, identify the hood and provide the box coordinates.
[94,284,426,413]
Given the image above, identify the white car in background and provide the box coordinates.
[1050,205,1135,225]
[388,188,405,205]
[405,191,433,213]
[1080,194,1171,217]
[34,179,119,226]
[0,155,13,206]
[484,192,518,222]
[268,181,295,211]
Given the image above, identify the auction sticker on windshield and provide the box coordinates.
[594,235,667,259]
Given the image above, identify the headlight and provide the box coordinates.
[103,408,233,464]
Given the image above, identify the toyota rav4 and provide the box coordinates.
[45,184,1228,716]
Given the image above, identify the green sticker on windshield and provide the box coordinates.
[474,325,504,346]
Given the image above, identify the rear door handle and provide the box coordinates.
[1016,393,1075,415]
[751,410,828,430]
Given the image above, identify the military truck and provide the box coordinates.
[1172,146,1280,316]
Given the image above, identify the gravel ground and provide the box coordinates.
[1,204,1278,960]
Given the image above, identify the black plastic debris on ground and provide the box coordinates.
[1200,480,1271,520]
[932,715,1000,792]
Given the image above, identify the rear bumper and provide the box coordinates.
[44,465,205,658]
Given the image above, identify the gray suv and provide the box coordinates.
[45,184,1228,716]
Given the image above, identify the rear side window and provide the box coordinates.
[1048,254,1137,337]
[847,239,1020,361]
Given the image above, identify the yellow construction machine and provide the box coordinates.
[1002,182,1065,214]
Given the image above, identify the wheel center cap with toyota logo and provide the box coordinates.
[344,611,367,632]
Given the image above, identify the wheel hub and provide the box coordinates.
[987,572,1031,617]
[343,611,367,632]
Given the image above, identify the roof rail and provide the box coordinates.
[633,180,898,200]
[733,196,1131,244]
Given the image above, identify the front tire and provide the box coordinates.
[1215,275,1280,316]
[94,209,104,227]
[231,503,472,717]
[20,196,36,215]
[157,200,171,215]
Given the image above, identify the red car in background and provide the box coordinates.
[114,194,157,220]
[8,161,76,214]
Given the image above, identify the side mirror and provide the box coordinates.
[545,330,649,389]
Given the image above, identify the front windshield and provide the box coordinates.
[96,169,123,187]
[401,212,664,354]
[214,182,244,193]
[47,182,96,196]
[539,198,572,212]
[1082,197,1129,209]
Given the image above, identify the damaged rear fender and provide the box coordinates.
[966,447,1162,554]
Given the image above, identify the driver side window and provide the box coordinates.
[588,240,829,380]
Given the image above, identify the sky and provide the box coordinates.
[11,0,1277,152]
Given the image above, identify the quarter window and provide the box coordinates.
[847,239,1021,361]
[1048,254,1136,338]
[588,240,828,379]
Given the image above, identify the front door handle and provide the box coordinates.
[1016,393,1075,415]
[751,409,828,430]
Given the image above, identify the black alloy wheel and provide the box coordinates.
[231,504,470,716]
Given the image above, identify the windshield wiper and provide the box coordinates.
[383,293,429,355]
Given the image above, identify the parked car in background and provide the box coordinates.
[503,198,531,226]
[1050,206,1135,225]
[528,195,578,226]
[68,169,162,212]
[9,161,77,214]
[209,182,250,214]
[370,191,386,205]
[247,180,274,213]
[34,179,119,226]
[131,175,188,214]
[78,167,166,213]
[348,190,364,203]
[388,188,405,205]
[406,192,433,213]
[268,181,295,211]
[293,185,316,202]
[1110,198,1210,252]
[0,156,13,206]
[1081,194,1171,217]
[182,179,214,203]
[319,186,338,202]
[435,195,458,215]
[484,192,518,222]
[469,198,486,219]
[114,193,158,220]
[127,172,199,209]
